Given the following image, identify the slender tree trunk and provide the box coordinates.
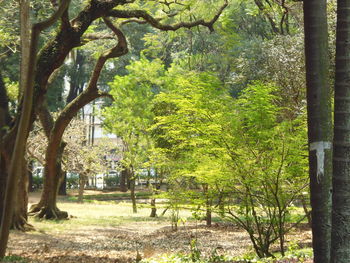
[150,198,157,217]
[28,160,34,192]
[130,171,137,213]
[331,0,350,261]
[78,174,87,203]
[206,200,212,227]
[303,1,333,262]
[120,168,128,192]
[203,184,212,226]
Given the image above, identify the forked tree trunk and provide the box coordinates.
[331,0,350,261]
[303,1,333,262]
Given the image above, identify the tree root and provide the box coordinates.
[29,204,68,220]
[11,215,35,232]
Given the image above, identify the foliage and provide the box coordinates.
[32,176,43,190]
[151,67,308,257]
[2,255,27,262]
[104,175,120,188]
[102,57,165,180]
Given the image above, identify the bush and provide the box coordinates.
[2,255,27,262]
[67,174,79,189]
[32,176,43,190]
[105,176,120,187]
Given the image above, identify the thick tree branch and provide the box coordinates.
[108,0,228,32]
[49,18,127,151]
[38,100,55,138]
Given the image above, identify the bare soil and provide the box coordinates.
[3,192,312,263]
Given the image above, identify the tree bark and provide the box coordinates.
[150,198,157,217]
[303,1,333,262]
[0,0,72,257]
[58,173,67,195]
[11,158,34,231]
[78,174,87,203]
[331,0,350,261]
[120,167,128,192]
[0,154,9,225]
[130,171,137,213]
[29,142,68,219]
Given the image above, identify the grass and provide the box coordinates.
[66,190,153,202]
[28,199,198,234]
[29,201,164,233]
[2,255,27,262]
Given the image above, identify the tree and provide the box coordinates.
[102,58,164,212]
[331,0,350,261]
[152,70,308,256]
[0,0,71,257]
[303,0,333,262]
[24,0,227,220]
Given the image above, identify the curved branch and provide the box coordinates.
[50,18,128,147]
[108,0,228,32]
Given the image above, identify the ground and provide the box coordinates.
[4,191,312,263]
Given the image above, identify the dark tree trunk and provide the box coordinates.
[27,160,34,192]
[331,0,350,261]
[120,167,128,192]
[203,184,212,227]
[206,200,212,227]
[66,51,86,104]
[58,173,67,196]
[303,1,333,262]
[130,171,137,213]
[0,154,9,224]
[11,158,33,231]
[150,198,157,217]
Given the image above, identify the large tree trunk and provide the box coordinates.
[11,158,33,231]
[331,0,350,261]
[0,153,9,225]
[29,142,68,219]
[303,1,333,262]
[30,17,128,220]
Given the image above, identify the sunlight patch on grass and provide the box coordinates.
[28,201,172,234]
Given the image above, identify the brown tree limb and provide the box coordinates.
[108,0,228,32]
